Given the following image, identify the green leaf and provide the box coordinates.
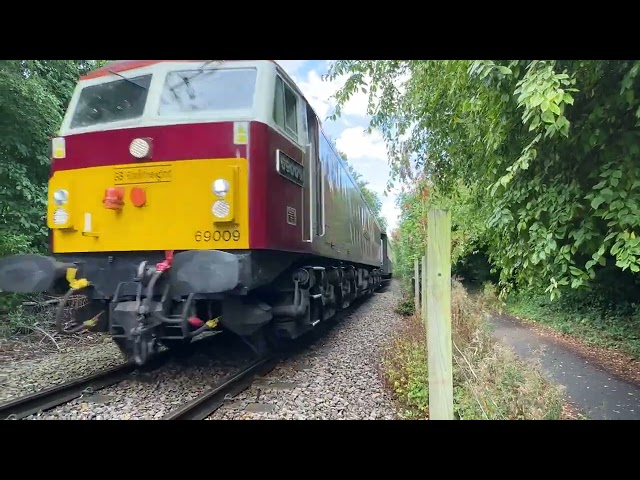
[529,115,541,131]
[530,94,544,107]
[591,196,606,210]
[549,102,561,115]
[542,110,555,124]
[611,240,624,255]
[497,66,512,75]
[569,266,583,277]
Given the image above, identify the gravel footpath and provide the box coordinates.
[25,336,253,420]
[209,281,402,420]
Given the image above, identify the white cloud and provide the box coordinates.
[335,127,387,162]
[381,198,401,233]
[341,84,370,117]
[294,70,336,121]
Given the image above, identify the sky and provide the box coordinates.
[275,60,400,235]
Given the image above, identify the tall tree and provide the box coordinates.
[0,60,106,253]
[326,60,640,298]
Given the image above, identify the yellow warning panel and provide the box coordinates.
[48,158,250,253]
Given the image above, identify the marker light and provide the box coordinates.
[53,189,69,206]
[53,208,69,226]
[130,187,147,207]
[129,138,151,159]
[212,179,230,197]
[52,137,66,159]
[212,200,230,218]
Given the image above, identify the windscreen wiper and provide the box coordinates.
[174,60,224,87]
[168,61,224,100]
[107,69,148,89]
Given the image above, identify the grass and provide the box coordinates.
[0,300,57,343]
[504,289,640,360]
[382,280,567,420]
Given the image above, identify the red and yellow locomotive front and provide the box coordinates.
[0,60,280,363]
[49,61,251,254]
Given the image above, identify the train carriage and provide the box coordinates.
[0,60,392,364]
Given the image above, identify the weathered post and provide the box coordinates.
[414,258,420,314]
[421,254,427,322]
[426,208,453,420]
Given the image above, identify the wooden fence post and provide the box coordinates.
[426,208,453,420]
[421,254,427,322]
[414,258,420,314]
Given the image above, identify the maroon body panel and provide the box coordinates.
[248,122,309,253]
[52,122,247,173]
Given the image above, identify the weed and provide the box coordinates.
[381,280,566,420]
[395,297,415,316]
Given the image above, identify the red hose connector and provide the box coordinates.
[156,250,174,272]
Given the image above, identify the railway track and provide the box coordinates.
[2,295,370,421]
[0,349,277,420]
[0,361,138,420]
[0,357,276,420]
[162,356,277,420]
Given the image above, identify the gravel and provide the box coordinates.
[209,281,402,420]
[24,336,253,420]
[1,335,125,404]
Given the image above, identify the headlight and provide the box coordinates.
[212,200,230,218]
[212,179,230,197]
[129,138,151,159]
[52,208,69,226]
[53,189,69,206]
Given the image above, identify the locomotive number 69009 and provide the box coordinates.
[194,229,241,242]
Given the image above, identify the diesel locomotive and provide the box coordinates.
[0,60,393,365]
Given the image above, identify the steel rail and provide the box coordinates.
[162,356,277,420]
[0,362,136,420]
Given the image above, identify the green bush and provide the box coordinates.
[0,231,38,314]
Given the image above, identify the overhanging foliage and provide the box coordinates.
[326,60,640,298]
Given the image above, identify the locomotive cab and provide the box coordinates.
[48,61,264,254]
[0,60,390,365]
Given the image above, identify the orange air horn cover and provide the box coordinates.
[103,187,125,209]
